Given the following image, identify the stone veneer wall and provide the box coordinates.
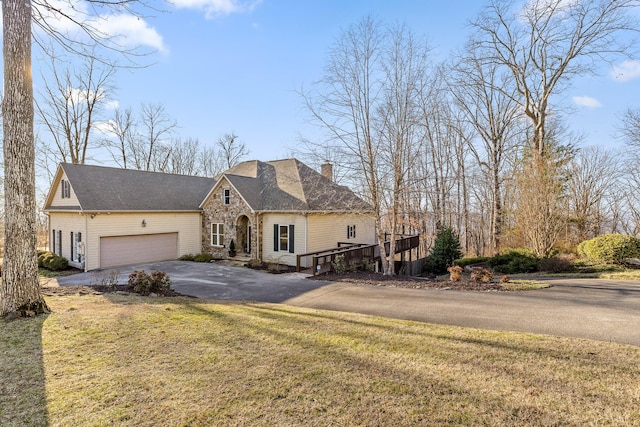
[201,181,258,260]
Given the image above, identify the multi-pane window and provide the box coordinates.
[347,225,356,239]
[211,223,224,246]
[224,189,230,205]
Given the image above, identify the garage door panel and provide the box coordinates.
[100,233,178,268]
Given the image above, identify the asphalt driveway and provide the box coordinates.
[55,261,640,347]
[55,260,332,303]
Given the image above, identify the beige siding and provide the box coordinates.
[261,213,307,267]
[49,171,81,207]
[306,213,376,253]
[50,211,201,271]
[49,212,87,269]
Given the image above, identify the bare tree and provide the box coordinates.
[1,0,48,316]
[129,103,176,171]
[36,53,116,164]
[377,24,430,269]
[303,16,391,273]
[472,0,639,156]
[620,108,640,153]
[303,17,433,274]
[216,133,249,170]
[101,106,136,168]
[450,43,523,254]
[167,137,201,175]
[566,146,620,244]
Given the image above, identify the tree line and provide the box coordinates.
[297,1,640,274]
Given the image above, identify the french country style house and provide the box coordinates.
[44,159,375,271]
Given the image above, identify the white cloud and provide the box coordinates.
[30,0,166,54]
[104,100,120,110]
[97,14,167,54]
[573,96,602,108]
[173,0,262,19]
[611,60,640,82]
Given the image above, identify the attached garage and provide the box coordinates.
[100,233,178,269]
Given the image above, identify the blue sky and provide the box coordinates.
[26,0,640,162]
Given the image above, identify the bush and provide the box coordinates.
[128,270,172,295]
[578,234,640,265]
[425,226,463,274]
[42,254,69,271]
[540,255,575,273]
[332,254,346,274]
[38,251,53,268]
[179,253,196,261]
[193,253,214,263]
[487,249,540,274]
[470,267,494,283]
[453,257,491,268]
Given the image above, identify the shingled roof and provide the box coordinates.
[45,163,216,212]
[212,159,372,212]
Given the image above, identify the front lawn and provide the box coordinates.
[2,294,639,426]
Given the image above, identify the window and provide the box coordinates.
[56,230,62,255]
[61,179,71,199]
[273,224,295,253]
[211,223,224,246]
[279,225,288,252]
[70,232,83,263]
[224,189,230,205]
[347,225,357,239]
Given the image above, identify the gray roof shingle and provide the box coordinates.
[222,159,371,212]
[53,163,216,212]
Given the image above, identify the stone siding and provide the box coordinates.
[201,179,258,261]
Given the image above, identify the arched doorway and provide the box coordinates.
[236,215,251,254]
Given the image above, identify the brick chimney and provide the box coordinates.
[321,162,333,182]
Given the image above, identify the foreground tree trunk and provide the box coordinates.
[1,0,49,317]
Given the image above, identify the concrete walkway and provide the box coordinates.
[285,278,640,347]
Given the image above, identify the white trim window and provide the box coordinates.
[224,189,230,205]
[273,224,295,253]
[61,179,71,198]
[211,223,224,247]
[347,225,356,239]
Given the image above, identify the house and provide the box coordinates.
[44,159,376,271]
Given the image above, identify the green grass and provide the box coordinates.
[2,294,640,426]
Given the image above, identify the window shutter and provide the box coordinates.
[273,224,279,251]
[353,225,356,239]
[289,225,295,253]
[52,230,56,255]
[70,232,74,261]
[347,226,350,239]
[61,181,65,198]
[58,230,62,255]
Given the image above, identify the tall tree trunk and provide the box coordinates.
[1,0,49,316]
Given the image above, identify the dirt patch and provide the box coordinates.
[311,271,507,291]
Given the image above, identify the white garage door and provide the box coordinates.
[100,233,178,269]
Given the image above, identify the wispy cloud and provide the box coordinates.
[611,60,640,82]
[98,14,166,54]
[173,0,262,19]
[573,96,602,108]
[30,0,167,54]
